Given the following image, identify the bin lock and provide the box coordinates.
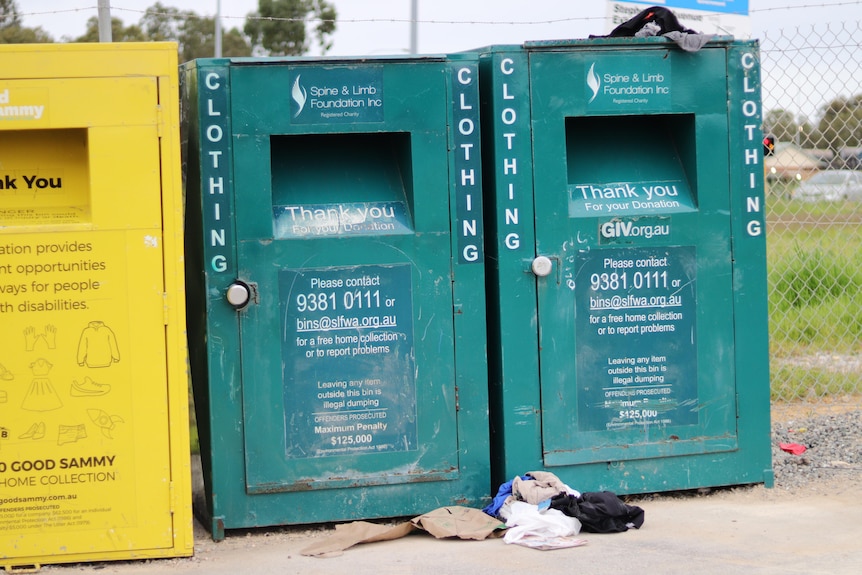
[226,280,257,310]
[531,256,554,277]
[531,255,562,285]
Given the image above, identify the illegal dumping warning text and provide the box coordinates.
[574,246,698,431]
[280,264,417,458]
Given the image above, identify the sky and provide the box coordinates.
[17,1,862,119]
[20,1,855,52]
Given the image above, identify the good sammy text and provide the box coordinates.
[0,455,116,473]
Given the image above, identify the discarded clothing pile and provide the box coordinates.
[483,471,645,550]
[300,472,645,556]
[592,5,716,52]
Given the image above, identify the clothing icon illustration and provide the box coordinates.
[58,423,87,446]
[1,361,14,406]
[76,321,120,368]
[88,409,124,439]
[22,358,63,412]
[71,376,111,397]
[23,324,57,351]
[19,421,46,440]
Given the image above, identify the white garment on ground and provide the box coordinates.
[503,501,585,550]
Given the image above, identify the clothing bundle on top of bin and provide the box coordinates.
[592,5,715,52]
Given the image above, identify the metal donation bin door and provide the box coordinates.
[184,53,488,536]
[481,38,771,493]
[532,44,736,466]
[232,60,459,490]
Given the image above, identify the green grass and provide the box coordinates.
[770,363,861,402]
[770,247,862,312]
[767,193,862,222]
[766,196,862,400]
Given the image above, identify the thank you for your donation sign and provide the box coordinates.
[281,264,416,458]
[274,201,412,238]
[569,179,695,217]
[575,246,698,432]
[290,65,384,123]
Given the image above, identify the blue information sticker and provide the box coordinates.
[280,264,417,458]
[585,52,672,112]
[289,66,384,124]
[575,246,698,432]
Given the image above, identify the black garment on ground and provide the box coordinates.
[606,6,697,37]
[550,491,645,533]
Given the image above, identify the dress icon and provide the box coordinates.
[76,321,120,368]
[22,358,63,412]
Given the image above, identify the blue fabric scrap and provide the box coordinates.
[482,475,531,517]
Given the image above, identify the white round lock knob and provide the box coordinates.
[531,256,553,277]
[226,282,251,308]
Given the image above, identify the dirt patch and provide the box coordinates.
[771,395,861,422]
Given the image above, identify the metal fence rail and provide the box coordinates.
[760,20,862,410]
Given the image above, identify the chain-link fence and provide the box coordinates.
[10,3,858,417]
[760,20,862,412]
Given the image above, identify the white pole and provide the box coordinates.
[410,0,418,54]
[215,0,223,57]
[98,0,112,42]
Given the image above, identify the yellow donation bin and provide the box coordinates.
[0,43,192,568]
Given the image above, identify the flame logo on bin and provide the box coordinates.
[587,62,601,103]
[292,75,308,118]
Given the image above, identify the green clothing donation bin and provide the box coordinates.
[181,54,489,539]
[479,37,773,494]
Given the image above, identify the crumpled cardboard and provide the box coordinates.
[299,520,416,557]
[300,506,504,557]
[411,506,505,540]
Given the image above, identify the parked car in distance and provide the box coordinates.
[792,170,862,201]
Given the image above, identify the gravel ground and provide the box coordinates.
[769,406,862,492]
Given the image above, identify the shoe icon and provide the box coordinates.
[71,376,111,397]
[19,422,46,440]
[0,364,12,381]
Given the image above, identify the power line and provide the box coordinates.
[17,1,859,27]
[750,0,862,13]
[15,5,603,27]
